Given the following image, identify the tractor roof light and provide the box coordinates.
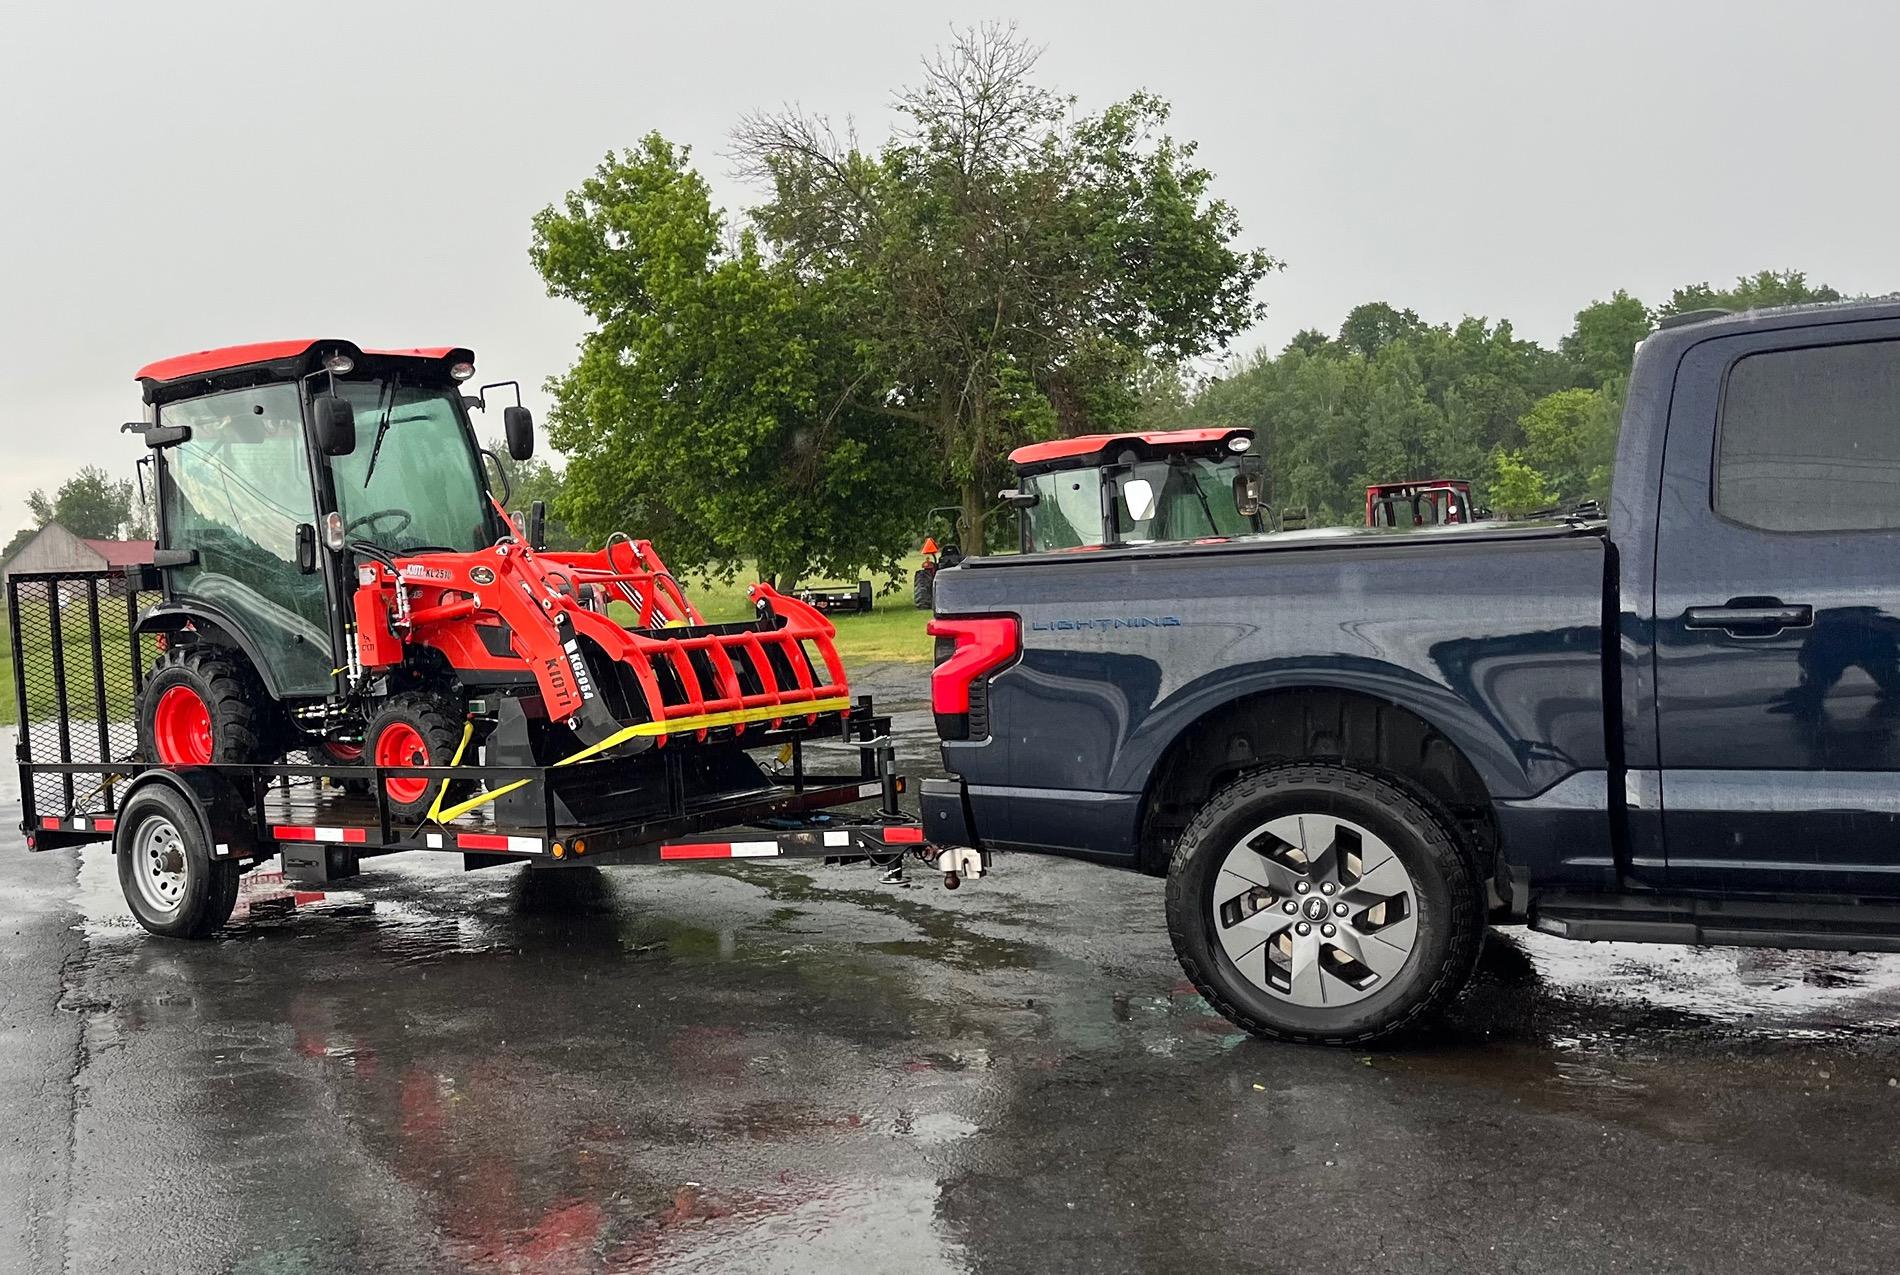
[1227,435,1252,453]
[323,354,355,375]
[449,361,476,382]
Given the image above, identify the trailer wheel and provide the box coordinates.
[138,646,276,766]
[114,785,241,939]
[1165,763,1483,1046]
[364,694,473,821]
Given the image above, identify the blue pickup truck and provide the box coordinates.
[923,298,1900,1044]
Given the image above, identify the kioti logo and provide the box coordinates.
[470,566,496,586]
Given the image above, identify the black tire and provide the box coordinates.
[114,783,241,939]
[137,646,278,766]
[310,733,372,795]
[912,568,935,610]
[363,694,473,822]
[1165,762,1484,1046]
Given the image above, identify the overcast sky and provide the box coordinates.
[2,1,1894,532]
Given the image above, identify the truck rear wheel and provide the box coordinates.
[114,784,241,939]
[364,694,472,822]
[1165,763,1483,1045]
[138,646,277,766]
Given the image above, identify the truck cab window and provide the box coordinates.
[1717,340,1900,532]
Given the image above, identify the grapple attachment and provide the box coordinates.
[353,537,851,754]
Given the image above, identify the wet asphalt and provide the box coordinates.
[4,664,1900,1274]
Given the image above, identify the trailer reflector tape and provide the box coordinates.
[857,783,883,798]
[426,833,444,848]
[272,825,369,844]
[661,840,783,860]
[880,826,925,844]
[38,816,116,833]
[824,830,849,847]
[456,833,543,854]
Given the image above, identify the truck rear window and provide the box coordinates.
[1718,339,1900,532]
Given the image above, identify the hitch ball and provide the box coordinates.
[944,872,961,890]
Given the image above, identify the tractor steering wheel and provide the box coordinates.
[345,508,413,539]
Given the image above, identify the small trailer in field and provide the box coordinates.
[13,339,981,937]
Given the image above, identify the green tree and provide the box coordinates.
[732,24,1274,551]
[1488,450,1555,516]
[1659,269,1844,318]
[1337,302,1424,359]
[1562,290,1653,387]
[530,135,938,588]
[25,465,137,540]
[1517,386,1620,505]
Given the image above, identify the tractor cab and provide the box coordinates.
[1365,479,1477,528]
[1002,428,1267,553]
[131,340,517,701]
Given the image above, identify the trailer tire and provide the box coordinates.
[114,784,241,939]
[1165,762,1483,1046]
[364,694,473,822]
[137,646,277,766]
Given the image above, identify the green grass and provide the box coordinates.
[674,559,933,665]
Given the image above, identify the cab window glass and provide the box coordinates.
[157,384,332,693]
[1718,341,1900,532]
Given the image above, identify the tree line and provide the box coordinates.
[1180,269,1846,523]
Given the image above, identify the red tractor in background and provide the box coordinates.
[1364,479,1479,528]
[128,339,850,823]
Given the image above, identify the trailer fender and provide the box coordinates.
[113,766,262,864]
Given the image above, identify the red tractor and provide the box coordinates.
[127,339,850,822]
[1364,479,1478,528]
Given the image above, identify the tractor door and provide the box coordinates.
[155,384,336,696]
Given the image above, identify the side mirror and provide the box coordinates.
[998,487,1039,509]
[313,394,355,456]
[527,499,547,552]
[503,405,534,461]
[1233,455,1266,518]
[295,523,318,574]
[1121,477,1158,524]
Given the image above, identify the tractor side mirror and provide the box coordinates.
[313,394,355,456]
[503,405,534,461]
[1233,454,1266,518]
[295,523,318,574]
[998,488,1039,509]
[528,499,547,552]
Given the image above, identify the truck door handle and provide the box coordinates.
[1683,600,1813,636]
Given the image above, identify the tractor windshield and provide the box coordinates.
[327,379,492,554]
[1115,456,1261,543]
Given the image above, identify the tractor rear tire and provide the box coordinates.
[364,694,474,823]
[138,646,277,767]
[912,568,935,610]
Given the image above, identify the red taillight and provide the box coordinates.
[927,616,1019,716]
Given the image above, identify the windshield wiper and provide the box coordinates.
[361,378,398,488]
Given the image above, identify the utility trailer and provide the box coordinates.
[12,564,982,934]
[12,337,985,937]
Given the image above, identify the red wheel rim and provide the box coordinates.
[324,737,363,762]
[374,722,430,804]
[153,685,213,765]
